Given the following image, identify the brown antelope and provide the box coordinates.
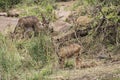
[13,16,44,39]
[56,43,82,69]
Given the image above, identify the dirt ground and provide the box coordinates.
[49,61,120,80]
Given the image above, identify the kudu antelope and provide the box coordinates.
[13,16,44,39]
[55,43,82,69]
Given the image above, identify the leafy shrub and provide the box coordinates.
[15,0,56,22]
[0,0,21,11]
[72,0,120,55]
[76,0,120,6]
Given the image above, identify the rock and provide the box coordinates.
[56,10,71,21]
[49,20,72,35]
[76,16,93,26]
[7,9,21,17]
[97,54,109,59]
[55,6,72,21]
[52,26,92,43]
[0,12,7,16]
[0,16,18,35]
[52,30,75,42]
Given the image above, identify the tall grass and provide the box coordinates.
[26,32,54,66]
[15,0,56,22]
[0,34,21,80]
[0,29,54,80]
[0,0,56,79]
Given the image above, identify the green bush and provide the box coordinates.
[15,0,56,21]
[72,0,120,55]
[76,0,120,6]
[0,0,21,11]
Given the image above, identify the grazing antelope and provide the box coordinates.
[56,43,82,69]
[13,16,43,38]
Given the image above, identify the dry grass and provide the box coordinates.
[48,62,120,80]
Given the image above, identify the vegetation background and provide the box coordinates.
[0,0,120,80]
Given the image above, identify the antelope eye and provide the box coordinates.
[59,58,62,61]
[58,58,62,62]
[57,39,59,41]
